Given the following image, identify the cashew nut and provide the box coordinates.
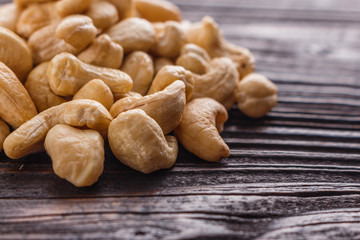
[110,80,186,135]
[0,27,33,82]
[106,17,155,53]
[25,62,67,112]
[78,34,124,69]
[56,15,97,50]
[56,0,93,17]
[73,79,114,110]
[0,119,10,152]
[120,51,154,95]
[176,43,210,75]
[45,124,104,187]
[0,62,37,129]
[13,0,54,7]
[16,1,60,38]
[0,3,21,32]
[113,91,142,102]
[235,73,278,118]
[154,57,173,74]
[147,65,194,102]
[47,52,133,96]
[174,98,230,162]
[192,57,238,104]
[134,0,181,22]
[106,0,133,19]
[85,1,119,30]
[108,109,178,174]
[152,21,187,59]
[3,99,113,159]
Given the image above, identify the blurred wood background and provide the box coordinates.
[1,0,360,239]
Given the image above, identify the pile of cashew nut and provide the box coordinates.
[0,0,278,187]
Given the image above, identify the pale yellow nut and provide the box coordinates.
[16,1,60,38]
[0,62,37,129]
[45,124,104,187]
[13,0,55,7]
[73,79,114,110]
[222,92,236,111]
[235,73,278,118]
[106,17,155,53]
[176,44,211,75]
[78,34,124,69]
[106,0,133,19]
[0,3,21,32]
[147,65,194,102]
[25,62,67,112]
[28,22,80,65]
[0,27,33,82]
[0,119,10,152]
[134,0,181,22]
[174,98,230,162]
[121,51,154,95]
[110,80,186,135]
[152,21,187,58]
[113,91,142,102]
[56,15,97,50]
[56,0,93,17]
[47,52,133,96]
[86,1,119,30]
[192,57,238,104]
[223,42,255,79]
[108,109,178,174]
[3,99,113,159]
[154,57,173,74]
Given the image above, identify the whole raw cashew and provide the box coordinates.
[192,57,238,104]
[85,1,119,30]
[55,15,97,50]
[106,0,133,19]
[106,17,155,53]
[47,52,133,96]
[3,99,113,159]
[147,65,194,102]
[176,43,210,75]
[73,79,114,110]
[235,73,278,118]
[108,109,178,174]
[121,51,154,95]
[0,27,33,82]
[25,62,67,112]
[134,0,181,22]
[154,57,173,74]
[16,1,60,38]
[174,98,230,162]
[152,21,187,59]
[45,124,104,187]
[0,62,37,129]
[110,80,186,135]
[0,119,10,152]
[56,0,93,17]
[78,34,124,69]
[0,3,21,32]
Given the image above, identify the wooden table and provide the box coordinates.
[1,0,360,239]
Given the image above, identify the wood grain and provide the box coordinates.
[1,0,360,239]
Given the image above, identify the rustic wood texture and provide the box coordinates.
[1,0,360,239]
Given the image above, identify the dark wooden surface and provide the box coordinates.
[1,0,360,239]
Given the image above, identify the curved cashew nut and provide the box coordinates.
[121,51,154,96]
[106,0,133,19]
[47,52,133,96]
[45,124,104,187]
[0,119,10,152]
[235,73,278,118]
[192,57,238,104]
[147,65,194,102]
[56,0,93,17]
[106,17,155,53]
[73,79,114,110]
[108,109,178,174]
[25,62,67,112]
[56,15,97,50]
[0,62,37,129]
[85,1,119,30]
[176,43,210,75]
[78,34,124,69]
[3,99,113,159]
[154,57,173,74]
[134,0,181,22]
[110,80,185,135]
[0,3,21,33]
[174,97,230,162]
[0,27,33,82]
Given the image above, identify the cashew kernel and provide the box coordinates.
[134,0,181,22]
[56,0,93,18]
[85,1,119,30]
[176,43,210,75]
[0,3,21,33]
[0,119,10,152]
